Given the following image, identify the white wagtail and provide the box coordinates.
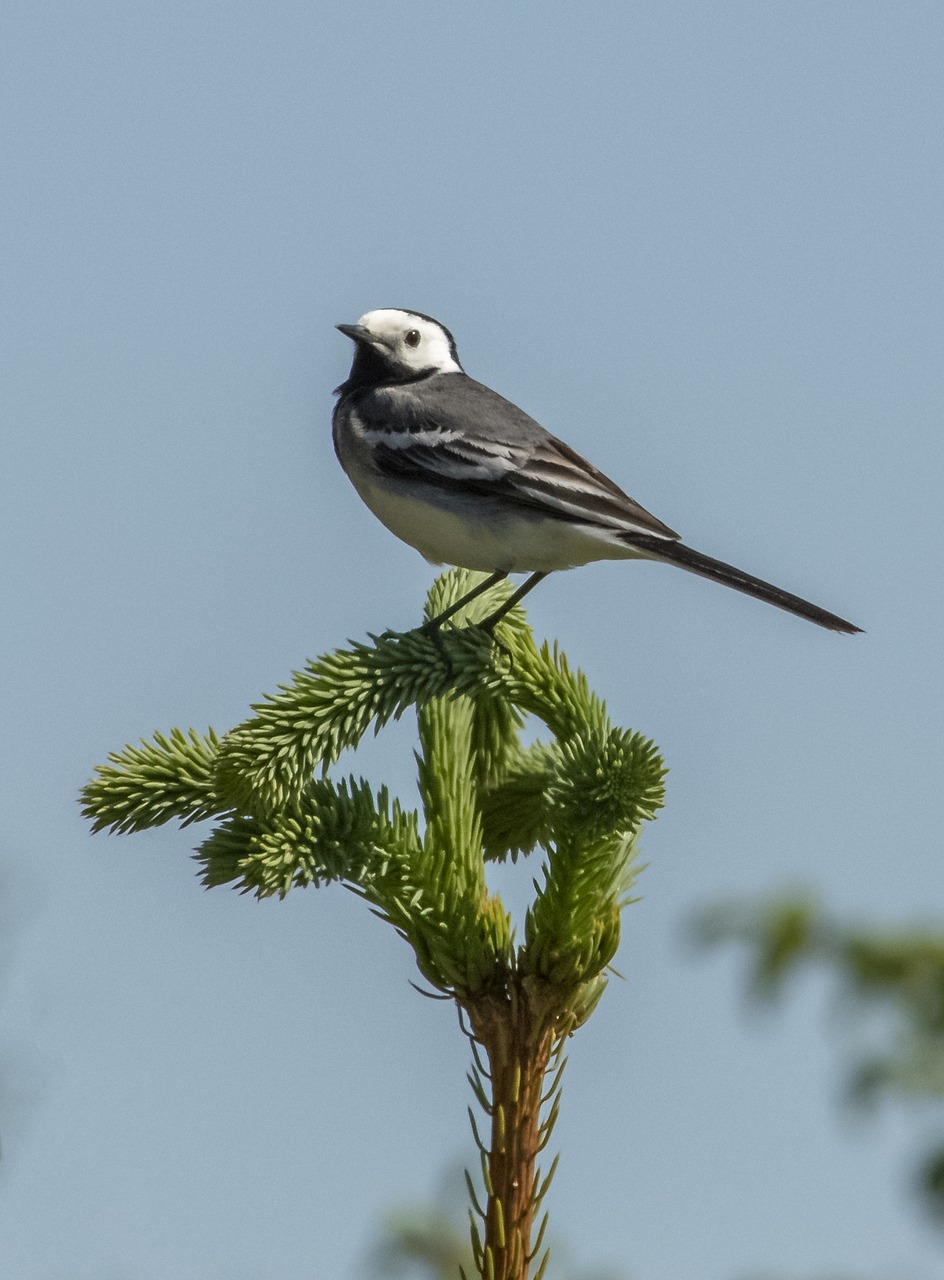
[333,308,861,635]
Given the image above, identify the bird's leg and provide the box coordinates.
[421,570,508,633]
[479,572,548,633]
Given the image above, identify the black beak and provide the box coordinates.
[336,323,375,344]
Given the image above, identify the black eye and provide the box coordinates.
[404,329,421,348]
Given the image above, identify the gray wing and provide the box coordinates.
[351,374,679,540]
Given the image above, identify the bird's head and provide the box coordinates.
[335,308,463,392]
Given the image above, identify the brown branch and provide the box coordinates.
[466,982,560,1280]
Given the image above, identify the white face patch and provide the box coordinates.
[357,309,463,376]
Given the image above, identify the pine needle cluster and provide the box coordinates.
[81,569,666,1279]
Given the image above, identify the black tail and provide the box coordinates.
[624,535,862,634]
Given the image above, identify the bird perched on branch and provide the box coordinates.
[333,308,860,635]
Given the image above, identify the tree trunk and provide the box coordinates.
[467,985,559,1280]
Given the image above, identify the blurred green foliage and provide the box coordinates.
[696,894,944,1227]
[369,1163,624,1280]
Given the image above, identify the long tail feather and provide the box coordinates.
[624,535,862,634]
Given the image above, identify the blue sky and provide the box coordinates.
[3,3,943,1277]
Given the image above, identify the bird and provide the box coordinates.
[332,308,861,635]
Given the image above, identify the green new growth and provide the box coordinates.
[82,569,666,1280]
